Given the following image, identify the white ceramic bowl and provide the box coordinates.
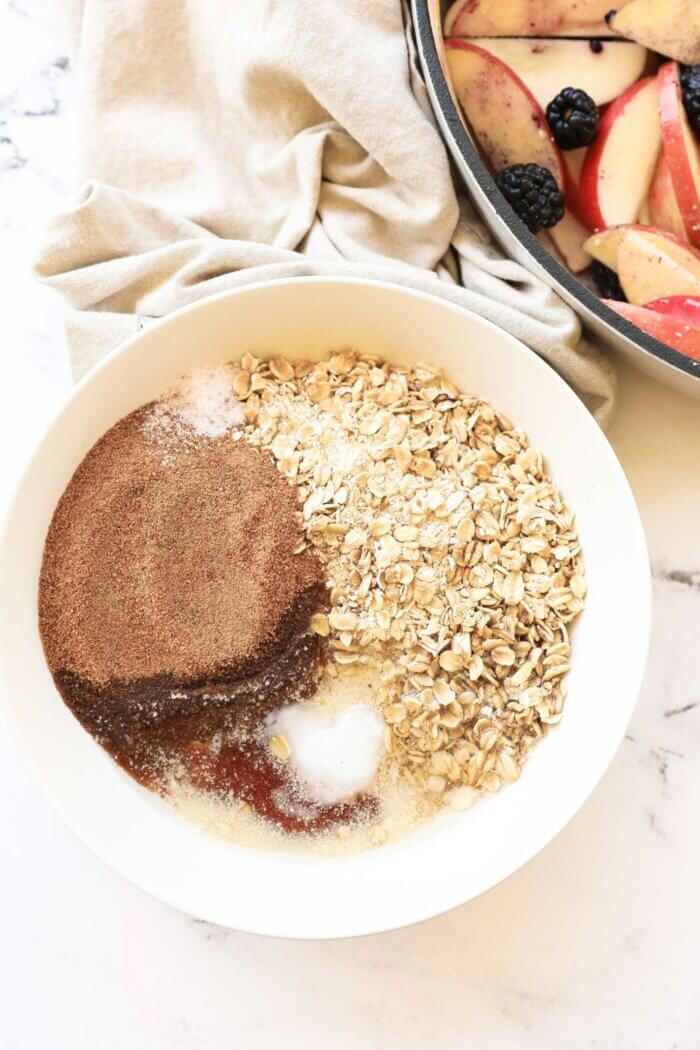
[0,278,650,939]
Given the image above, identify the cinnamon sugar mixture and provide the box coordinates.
[41,410,324,687]
[38,396,360,833]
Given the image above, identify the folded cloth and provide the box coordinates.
[35,0,616,424]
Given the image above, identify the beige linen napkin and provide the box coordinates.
[35,0,616,424]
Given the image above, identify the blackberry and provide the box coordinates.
[494,163,565,233]
[547,87,599,150]
[591,260,627,302]
[680,65,700,138]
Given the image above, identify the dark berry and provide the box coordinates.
[494,164,565,233]
[589,39,603,54]
[680,65,700,138]
[591,260,627,302]
[547,88,599,150]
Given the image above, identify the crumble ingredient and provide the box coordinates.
[239,351,585,805]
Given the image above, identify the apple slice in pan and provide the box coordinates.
[578,76,662,230]
[444,0,632,37]
[537,231,564,265]
[646,296,700,326]
[539,217,592,276]
[657,62,700,248]
[564,147,587,190]
[604,300,700,360]
[607,0,700,67]
[648,153,688,241]
[561,146,592,225]
[445,41,565,184]
[547,136,592,270]
[470,39,648,111]
[549,211,592,273]
[637,200,653,226]
[584,223,689,269]
[617,228,700,304]
[584,224,634,268]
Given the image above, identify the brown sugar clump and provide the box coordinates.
[39,405,328,782]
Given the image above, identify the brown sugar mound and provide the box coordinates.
[38,405,328,782]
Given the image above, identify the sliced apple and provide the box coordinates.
[445,41,565,186]
[564,147,587,188]
[562,147,589,224]
[657,62,700,248]
[604,300,700,359]
[617,228,700,304]
[607,0,700,66]
[444,0,632,37]
[549,210,592,273]
[584,224,634,269]
[537,230,566,268]
[648,153,688,240]
[638,200,653,225]
[578,76,662,230]
[584,223,690,270]
[469,38,648,111]
[646,296,700,326]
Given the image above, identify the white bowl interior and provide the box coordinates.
[0,278,650,938]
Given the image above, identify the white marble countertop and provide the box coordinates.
[1,2,699,1047]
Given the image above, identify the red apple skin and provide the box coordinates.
[604,299,700,359]
[657,62,700,248]
[584,223,691,271]
[646,296,700,325]
[578,76,660,231]
[648,153,688,241]
[444,39,565,187]
[562,151,590,227]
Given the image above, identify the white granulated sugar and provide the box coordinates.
[267,670,386,805]
[269,704,385,805]
[163,365,245,438]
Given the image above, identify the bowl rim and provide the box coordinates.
[411,0,700,385]
[0,276,652,939]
